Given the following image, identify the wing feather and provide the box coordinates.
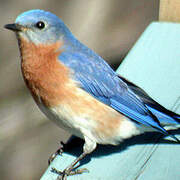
[58,52,173,137]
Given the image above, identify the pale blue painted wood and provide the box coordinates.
[117,22,180,113]
[41,22,180,180]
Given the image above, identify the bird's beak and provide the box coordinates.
[4,23,23,32]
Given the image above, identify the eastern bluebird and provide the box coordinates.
[4,9,180,179]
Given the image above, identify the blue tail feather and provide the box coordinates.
[174,115,180,122]
[118,76,180,142]
[119,76,180,126]
[146,105,180,125]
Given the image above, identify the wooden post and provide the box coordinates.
[159,0,180,22]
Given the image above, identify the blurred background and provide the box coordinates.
[0,1,159,179]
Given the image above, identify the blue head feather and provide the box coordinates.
[15,9,75,45]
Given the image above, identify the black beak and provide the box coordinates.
[4,23,22,32]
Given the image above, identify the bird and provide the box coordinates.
[4,9,180,180]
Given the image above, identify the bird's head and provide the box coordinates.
[4,9,73,45]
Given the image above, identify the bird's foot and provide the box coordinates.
[52,167,89,180]
[48,141,65,165]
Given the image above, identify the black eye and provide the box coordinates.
[36,21,45,29]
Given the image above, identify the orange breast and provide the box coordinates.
[19,38,77,107]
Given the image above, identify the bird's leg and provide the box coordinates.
[52,152,89,180]
[48,141,65,165]
[52,135,97,180]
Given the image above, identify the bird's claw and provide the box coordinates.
[51,167,89,180]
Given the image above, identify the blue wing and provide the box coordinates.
[119,76,180,125]
[59,51,179,140]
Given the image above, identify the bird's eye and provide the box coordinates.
[35,21,45,29]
